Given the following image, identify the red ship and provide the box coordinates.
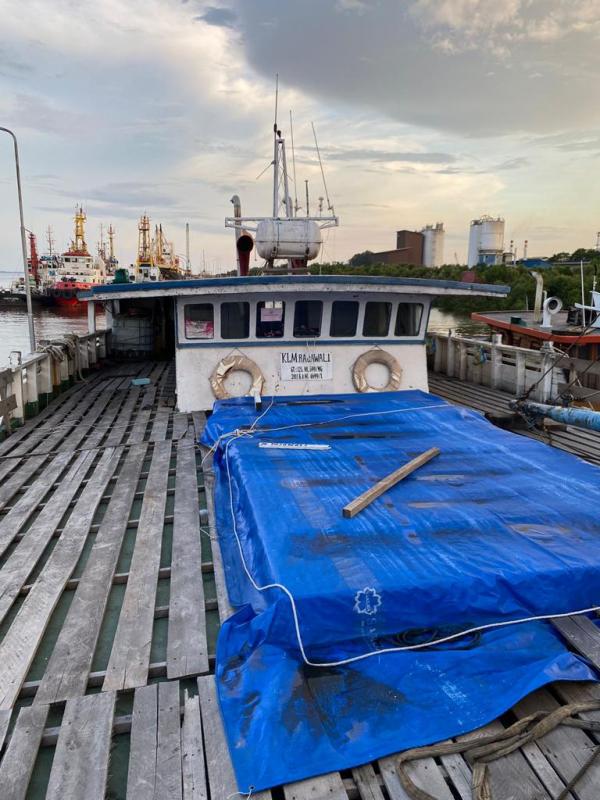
[46,207,107,311]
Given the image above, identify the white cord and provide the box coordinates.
[218,402,600,668]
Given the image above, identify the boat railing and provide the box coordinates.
[430,333,561,402]
[0,329,107,435]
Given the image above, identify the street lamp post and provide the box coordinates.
[0,127,36,354]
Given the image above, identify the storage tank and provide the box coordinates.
[256,219,322,261]
[467,216,504,267]
[421,222,445,267]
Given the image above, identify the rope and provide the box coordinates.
[215,402,600,668]
[394,700,600,800]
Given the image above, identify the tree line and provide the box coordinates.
[309,258,599,314]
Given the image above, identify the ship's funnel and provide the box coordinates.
[237,232,254,276]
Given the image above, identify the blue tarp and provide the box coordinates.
[202,391,600,792]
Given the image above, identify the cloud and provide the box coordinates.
[195,6,237,27]
[229,0,600,136]
[315,146,456,164]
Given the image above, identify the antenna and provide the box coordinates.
[289,110,299,216]
[272,74,279,217]
[312,122,334,215]
[305,180,310,217]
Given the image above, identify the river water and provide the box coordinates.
[0,270,484,368]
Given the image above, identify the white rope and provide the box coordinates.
[217,401,600,668]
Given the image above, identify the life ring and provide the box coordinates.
[210,355,265,400]
[352,349,402,393]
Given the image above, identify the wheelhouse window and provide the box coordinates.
[184,303,214,339]
[394,303,424,336]
[330,300,359,337]
[363,301,391,336]
[256,300,285,338]
[221,301,250,339]
[293,300,322,337]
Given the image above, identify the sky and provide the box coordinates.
[2,0,600,270]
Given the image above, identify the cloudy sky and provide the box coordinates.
[2,0,600,270]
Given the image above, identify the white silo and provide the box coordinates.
[467,216,505,267]
[421,222,445,267]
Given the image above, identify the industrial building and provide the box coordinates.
[467,216,505,267]
[371,223,445,267]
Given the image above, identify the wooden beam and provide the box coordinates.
[342,447,440,519]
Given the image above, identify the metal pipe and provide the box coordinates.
[511,400,600,433]
[531,271,544,324]
[0,127,35,353]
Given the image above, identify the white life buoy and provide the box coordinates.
[352,349,402,393]
[210,355,265,400]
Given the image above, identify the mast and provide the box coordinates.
[108,225,115,261]
[28,231,39,282]
[185,222,191,274]
[70,205,89,255]
[137,214,153,264]
[46,225,54,257]
[272,75,279,217]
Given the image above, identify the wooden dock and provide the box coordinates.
[0,360,598,799]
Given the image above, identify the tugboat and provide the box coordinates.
[45,206,107,310]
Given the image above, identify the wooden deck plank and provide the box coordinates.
[126,683,158,800]
[453,719,550,800]
[0,709,9,751]
[0,454,46,511]
[351,764,386,800]
[201,456,235,621]
[198,675,272,800]
[103,441,172,691]
[128,386,157,444]
[167,442,208,679]
[28,382,112,456]
[172,413,190,440]
[182,689,208,800]
[283,773,348,799]
[0,373,106,458]
[76,384,129,450]
[0,450,73,558]
[514,688,600,799]
[104,387,142,447]
[35,444,148,703]
[0,449,96,625]
[0,447,120,709]
[155,680,183,800]
[552,616,600,669]
[45,690,116,800]
[0,703,49,800]
[379,754,455,800]
[150,407,170,442]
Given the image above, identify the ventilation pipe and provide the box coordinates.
[237,233,254,276]
[531,271,544,324]
[541,296,562,328]
[230,195,254,276]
